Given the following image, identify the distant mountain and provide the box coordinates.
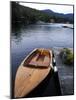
[41,9,74,23]
[11,2,74,26]
[41,9,54,14]
[65,13,74,21]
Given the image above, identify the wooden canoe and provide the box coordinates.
[14,48,53,98]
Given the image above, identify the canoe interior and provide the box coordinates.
[14,48,52,98]
[23,49,51,68]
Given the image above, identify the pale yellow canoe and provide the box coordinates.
[14,48,53,98]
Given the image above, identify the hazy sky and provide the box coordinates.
[19,2,73,14]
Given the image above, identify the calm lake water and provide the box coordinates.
[11,23,73,97]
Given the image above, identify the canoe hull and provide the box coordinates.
[14,48,52,98]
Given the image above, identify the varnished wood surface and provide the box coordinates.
[14,49,52,98]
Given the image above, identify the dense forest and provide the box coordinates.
[42,9,74,23]
[11,2,74,26]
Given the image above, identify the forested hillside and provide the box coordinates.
[11,2,51,25]
[11,2,74,25]
[42,9,74,23]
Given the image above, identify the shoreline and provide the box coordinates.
[52,47,74,95]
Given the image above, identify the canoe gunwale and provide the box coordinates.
[14,48,53,98]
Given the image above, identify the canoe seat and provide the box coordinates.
[23,49,51,68]
[27,53,50,68]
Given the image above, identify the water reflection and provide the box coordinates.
[11,23,73,98]
[11,23,73,75]
[12,23,73,47]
